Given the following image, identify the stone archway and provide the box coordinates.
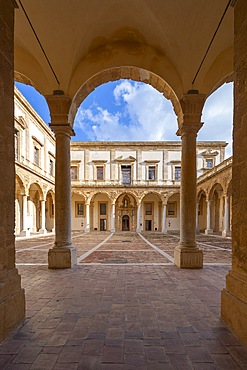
[69,66,183,127]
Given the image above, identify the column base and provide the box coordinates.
[162,228,167,234]
[221,270,247,346]
[48,246,77,269]
[222,230,231,238]
[39,229,47,234]
[205,229,213,235]
[20,229,30,237]
[0,269,25,342]
[174,246,203,269]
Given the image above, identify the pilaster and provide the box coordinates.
[0,0,25,342]
[221,0,247,346]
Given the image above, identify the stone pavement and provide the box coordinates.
[1,232,246,369]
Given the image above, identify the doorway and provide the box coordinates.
[122,215,130,231]
[145,220,152,231]
[100,219,107,231]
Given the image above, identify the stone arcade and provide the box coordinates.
[1,0,247,348]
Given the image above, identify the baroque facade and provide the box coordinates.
[70,142,227,234]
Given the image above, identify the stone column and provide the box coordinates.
[174,93,205,268]
[136,201,141,232]
[85,201,90,233]
[222,195,229,238]
[0,0,25,342]
[205,199,213,235]
[46,93,77,268]
[196,202,199,234]
[20,193,30,237]
[39,199,47,234]
[221,0,247,346]
[162,203,167,233]
[111,201,116,232]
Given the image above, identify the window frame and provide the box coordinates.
[148,166,156,181]
[174,166,181,181]
[99,202,107,216]
[145,202,153,216]
[205,158,214,169]
[75,201,84,217]
[121,165,132,185]
[96,165,104,181]
[167,201,177,217]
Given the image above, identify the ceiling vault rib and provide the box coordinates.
[191,0,232,88]
[18,0,60,86]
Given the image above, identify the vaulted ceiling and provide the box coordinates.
[14,0,234,103]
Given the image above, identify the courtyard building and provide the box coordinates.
[70,141,227,234]
[1,0,247,353]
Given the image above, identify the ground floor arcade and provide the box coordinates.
[15,171,55,237]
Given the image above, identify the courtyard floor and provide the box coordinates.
[1,232,247,369]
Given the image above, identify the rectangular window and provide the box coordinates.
[70,166,78,180]
[49,159,54,175]
[167,202,177,217]
[175,166,181,181]
[206,158,213,168]
[121,165,131,185]
[34,146,39,166]
[15,129,19,161]
[76,202,84,216]
[100,203,107,215]
[148,166,155,180]
[145,203,152,215]
[97,166,104,180]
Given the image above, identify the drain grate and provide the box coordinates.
[103,259,128,264]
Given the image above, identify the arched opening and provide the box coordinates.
[45,190,55,232]
[166,193,180,233]
[69,67,183,128]
[116,193,137,232]
[197,191,207,232]
[209,183,224,234]
[91,192,111,231]
[141,192,162,232]
[28,183,44,233]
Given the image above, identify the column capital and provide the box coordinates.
[180,93,206,121]
[50,124,75,137]
[177,93,206,136]
[46,92,72,125]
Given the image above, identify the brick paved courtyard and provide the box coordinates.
[1,232,247,369]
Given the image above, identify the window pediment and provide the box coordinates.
[144,160,160,163]
[115,155,136,162]
[201,150,218,157]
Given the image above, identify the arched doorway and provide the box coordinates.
[122,215,130,231]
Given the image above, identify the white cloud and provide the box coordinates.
[74,80,179,142]
[74,80,233,158]
[200,82,233,157]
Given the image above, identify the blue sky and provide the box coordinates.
[15,80,233,157]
